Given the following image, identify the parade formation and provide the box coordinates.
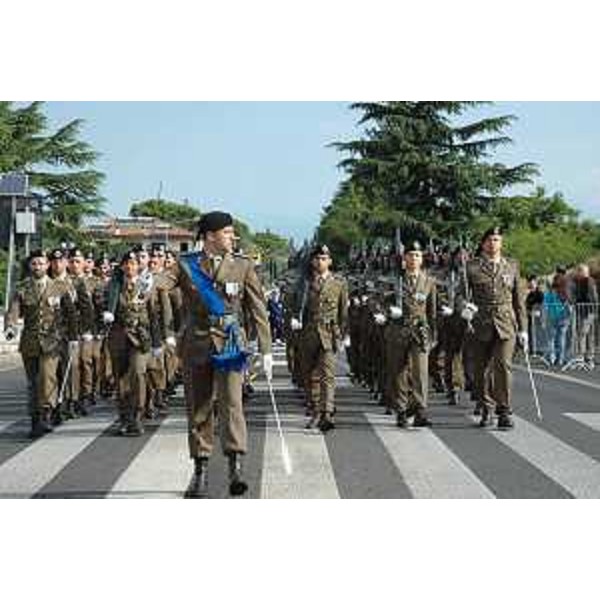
[4,206,599,499]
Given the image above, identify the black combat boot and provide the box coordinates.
[62,400,77,420]
[318,413,335,433]
[413,409,433,428]
[75,397,89,417]
[497,413,514,430]
[447,390,460,406]
[228,453,249,497]
[396,410,408,428]
[479,407,493,428]
[126,411,145,437]
[184,457,209,498]
[29,415,46,439]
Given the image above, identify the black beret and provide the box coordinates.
[121,250,139,264]
[310,243,331,258]
[481,226,503,242]
[404,240,423,253]
[28,249,47,261]
[133,244,148,254]
[84,251,95,261]
[49,248,66,260]
[197,211,234,236]
[164,249,175,258]
[68,248,84,259]
[95,256,111,267]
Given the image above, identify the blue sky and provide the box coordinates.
[42,101,600,243]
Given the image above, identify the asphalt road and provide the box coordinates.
[0,347,599,499]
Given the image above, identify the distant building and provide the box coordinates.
[82,216,195,252]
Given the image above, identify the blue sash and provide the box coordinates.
[180,253,249,372]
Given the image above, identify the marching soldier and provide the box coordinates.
[66,248,95,417]
[164,249,183,397]
[458,226,527,429]
[144,245,175,418]
[94,255,116,399]
[102,250,163,436]
[4,250,78,438]
[293,244,349,432]
[162,211,273,498]
[381,240,437,428]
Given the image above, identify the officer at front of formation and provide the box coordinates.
[293,244,349,432]
[162,211,273,499]
[459,226,527,429]
[381,240,437,428]
[4,249,78,438]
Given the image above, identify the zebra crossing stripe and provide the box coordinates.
[366,413,495,499]
[261,415,340,499]
[0,420,19,434]
[476,415,600,499]
[107,417,193,499]
[0,415,114,498]
[564,413,600,432]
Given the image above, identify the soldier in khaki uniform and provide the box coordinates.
[381,241,437,428]
[293,244,348,432]
[102,251,163,436]
[459,227,527,429]
[162,211,272,498]
[4,250,78,438]
[144,245,175,418]
[94,255,116,399]
[65,248,95,417]
[164,249,183,397]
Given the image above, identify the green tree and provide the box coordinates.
[0,101,105,247]
[129,198,201,229]
[332,102,538,238]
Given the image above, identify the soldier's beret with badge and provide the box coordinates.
[196,211,234,238]
[28,249,47,261]
[68,248,84,260]
[310,243,331,258]
[121,250,139,265]
[49,248,66,260]
[133,243,148,254]
[404,240,423,253]
[481,226,503,242]
[84,251,95,261]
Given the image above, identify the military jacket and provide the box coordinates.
[385,270,437,344]
[111,276,162,353]
[5,275,77,357]
[460,255,526,342]
[162,252,272,363]
[299,272,348,352]
[69,274,95,337]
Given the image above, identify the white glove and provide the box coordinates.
[165,336,177,348]
[81,332,94,342]
[151,347,163,359]
[518,331,529,351]
[102,311,115,325]
[4,327,16,341]
[262,353,274,381]
[290,318,302,331]
[441,305,454,317]
[374,312,387,326]
[461,302,479,322]
[342,335,351,348]
[69,340,79,355]
[389,306,403,320]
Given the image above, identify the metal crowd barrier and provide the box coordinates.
[528,302,599,371]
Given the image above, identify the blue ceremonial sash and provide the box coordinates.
[180,253,249,372]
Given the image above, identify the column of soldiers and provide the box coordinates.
[284,226,527,432]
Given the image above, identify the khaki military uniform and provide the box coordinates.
[165,277,183,392]
[297,272,348,419]
[163,252,271,458]
[384,271,437,415]
[460,255,525,415]
[65,274,94,410]
[5,275,77,424]
[108,276,162,429]
[145,270,174,415]
[80,273,105,402]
